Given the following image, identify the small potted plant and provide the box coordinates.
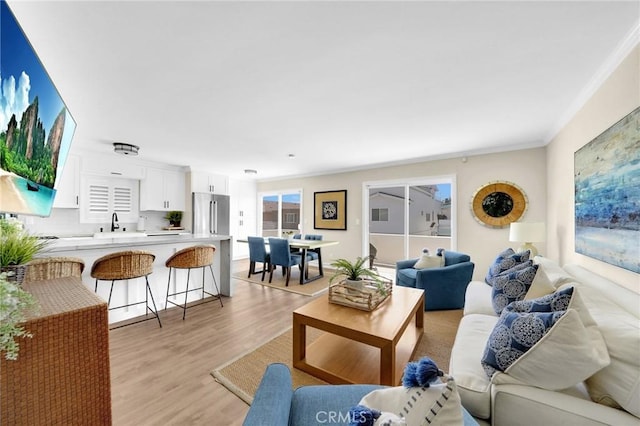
[329,257,387,295]
[0,272,38,360]
[164,211,183,228]
[0,218,49,285]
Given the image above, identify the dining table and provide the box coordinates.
[240,238,339,284]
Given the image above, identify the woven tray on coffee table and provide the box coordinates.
[328,278,392,311]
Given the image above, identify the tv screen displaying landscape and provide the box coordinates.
[0,0,76,217]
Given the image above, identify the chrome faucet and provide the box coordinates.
[111,212,120,232]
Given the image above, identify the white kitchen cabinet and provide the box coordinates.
[190,171,228,195]
[140,167,186,211]
[53,154,80,208]
[81,155,145,179]
[229,178,257,259]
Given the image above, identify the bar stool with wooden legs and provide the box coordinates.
[164,244,223,320]
[91,250,162,328]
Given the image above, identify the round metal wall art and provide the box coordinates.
[471,181,528,228]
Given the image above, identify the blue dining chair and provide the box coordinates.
[303,234,323,261]
[290,233,302,254]
[268,237,308,286]
[247,236,270,281]
[302,234,323,279]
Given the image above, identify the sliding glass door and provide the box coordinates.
[368,186,406,267]
[259,190,301,237]
[365,178,454,267]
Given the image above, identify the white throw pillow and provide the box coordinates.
[482,287,610,390]
[504,308,609,389]
[358,376,464,426]
[524,267,555,299]
[414,252,444,269]
[533,256,575,288]
[577,285,640,418]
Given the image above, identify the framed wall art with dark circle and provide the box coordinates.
[314,190,347,230]
[471,181,528,228]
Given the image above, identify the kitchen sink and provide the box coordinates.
[93,232,148,239]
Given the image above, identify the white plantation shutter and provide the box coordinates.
[80,177,139,223]
[89,184,109,213]
[113,186,133,213]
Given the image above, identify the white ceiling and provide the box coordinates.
[7,1,640,180]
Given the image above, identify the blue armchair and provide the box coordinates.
[396,251,475,311]
[243,363,479,426]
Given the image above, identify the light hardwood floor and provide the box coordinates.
[109,259,314,425]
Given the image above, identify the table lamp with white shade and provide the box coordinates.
[509,222,546,257]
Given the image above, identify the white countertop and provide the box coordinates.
[47,233,232,252]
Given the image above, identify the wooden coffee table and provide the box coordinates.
[293,285,424,385]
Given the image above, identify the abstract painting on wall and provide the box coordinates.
[574,106,640,273]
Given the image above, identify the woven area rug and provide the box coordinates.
[211,309,462,404]
[232,267,330,297]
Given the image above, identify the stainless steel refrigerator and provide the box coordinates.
[192,192,230,236]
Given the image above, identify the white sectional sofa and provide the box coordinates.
[449,256,640,425]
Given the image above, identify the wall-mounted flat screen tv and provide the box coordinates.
[0,0,76,217]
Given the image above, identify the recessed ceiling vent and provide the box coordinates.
[113,142,139,156]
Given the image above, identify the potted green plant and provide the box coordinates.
[0,218,49,285]
[0,272,38,360]
[164,211,183,228]
[329,257,387,294]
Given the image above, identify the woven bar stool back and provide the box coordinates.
[25,256,85,282]
[91,250,154,280]
[91,250,161,328]
[165,245,223,320]
[166,245,215,270]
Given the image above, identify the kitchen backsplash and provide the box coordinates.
[22,209,174,237]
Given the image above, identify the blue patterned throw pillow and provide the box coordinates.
[506,286,574,314]
[485,248,531,285]
[481,310,566,377]
[486,259,533,287]
[480,286,610,390]
[491,264,538,314]
[483,287,575,376]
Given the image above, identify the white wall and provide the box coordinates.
[258,147,547,281]
[546,44,639,293]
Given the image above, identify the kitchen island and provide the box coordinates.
[45,233,232,324]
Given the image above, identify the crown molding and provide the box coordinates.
[544,19,640,144]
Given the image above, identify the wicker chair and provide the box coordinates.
[25,256,85,282]
[91,250,162,328]
[164,245,223,320]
